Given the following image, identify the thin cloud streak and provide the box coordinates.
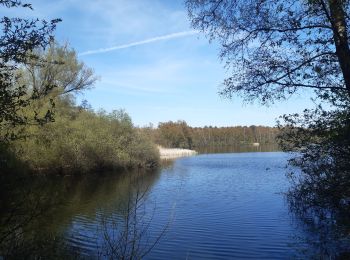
[79,30,199,56]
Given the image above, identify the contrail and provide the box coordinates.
[79,30,199,56]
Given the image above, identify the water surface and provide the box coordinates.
[3,152,347,258]
[144,152,300,259]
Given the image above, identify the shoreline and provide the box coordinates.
[157,146,197,160]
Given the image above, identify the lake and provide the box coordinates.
[1,152,348,258]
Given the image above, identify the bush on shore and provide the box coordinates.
[10,96,159,174]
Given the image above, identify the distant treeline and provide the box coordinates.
[140,120,279,149]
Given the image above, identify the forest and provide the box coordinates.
[140,121,279,149]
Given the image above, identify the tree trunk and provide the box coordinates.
[328,0,350,96]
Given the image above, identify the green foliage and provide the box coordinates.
[0,1,61,142]
[157,120,193,149]
[1,42,159,174]
[11,99,159,173]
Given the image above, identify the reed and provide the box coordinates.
[157,146,197,160]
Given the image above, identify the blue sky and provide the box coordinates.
[20,0,315,127]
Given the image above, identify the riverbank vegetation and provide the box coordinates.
[10,96,159,174]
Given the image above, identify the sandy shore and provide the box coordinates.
[158,146,197,160]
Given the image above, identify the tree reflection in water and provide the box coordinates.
[0,171,75,258]
[0,167,166,259]
[287,184,350,259]
[98,170,172,259]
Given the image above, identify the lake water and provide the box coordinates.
[2,152,348,258]
[144,152,297,259]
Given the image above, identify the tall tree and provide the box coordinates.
[186,0,350,103]
[0,0,60,141]
[20,42,98,97]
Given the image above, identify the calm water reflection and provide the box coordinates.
[1,152,349,258]
[195,143,279,154]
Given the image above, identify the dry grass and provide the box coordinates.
[157,146,197,160]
